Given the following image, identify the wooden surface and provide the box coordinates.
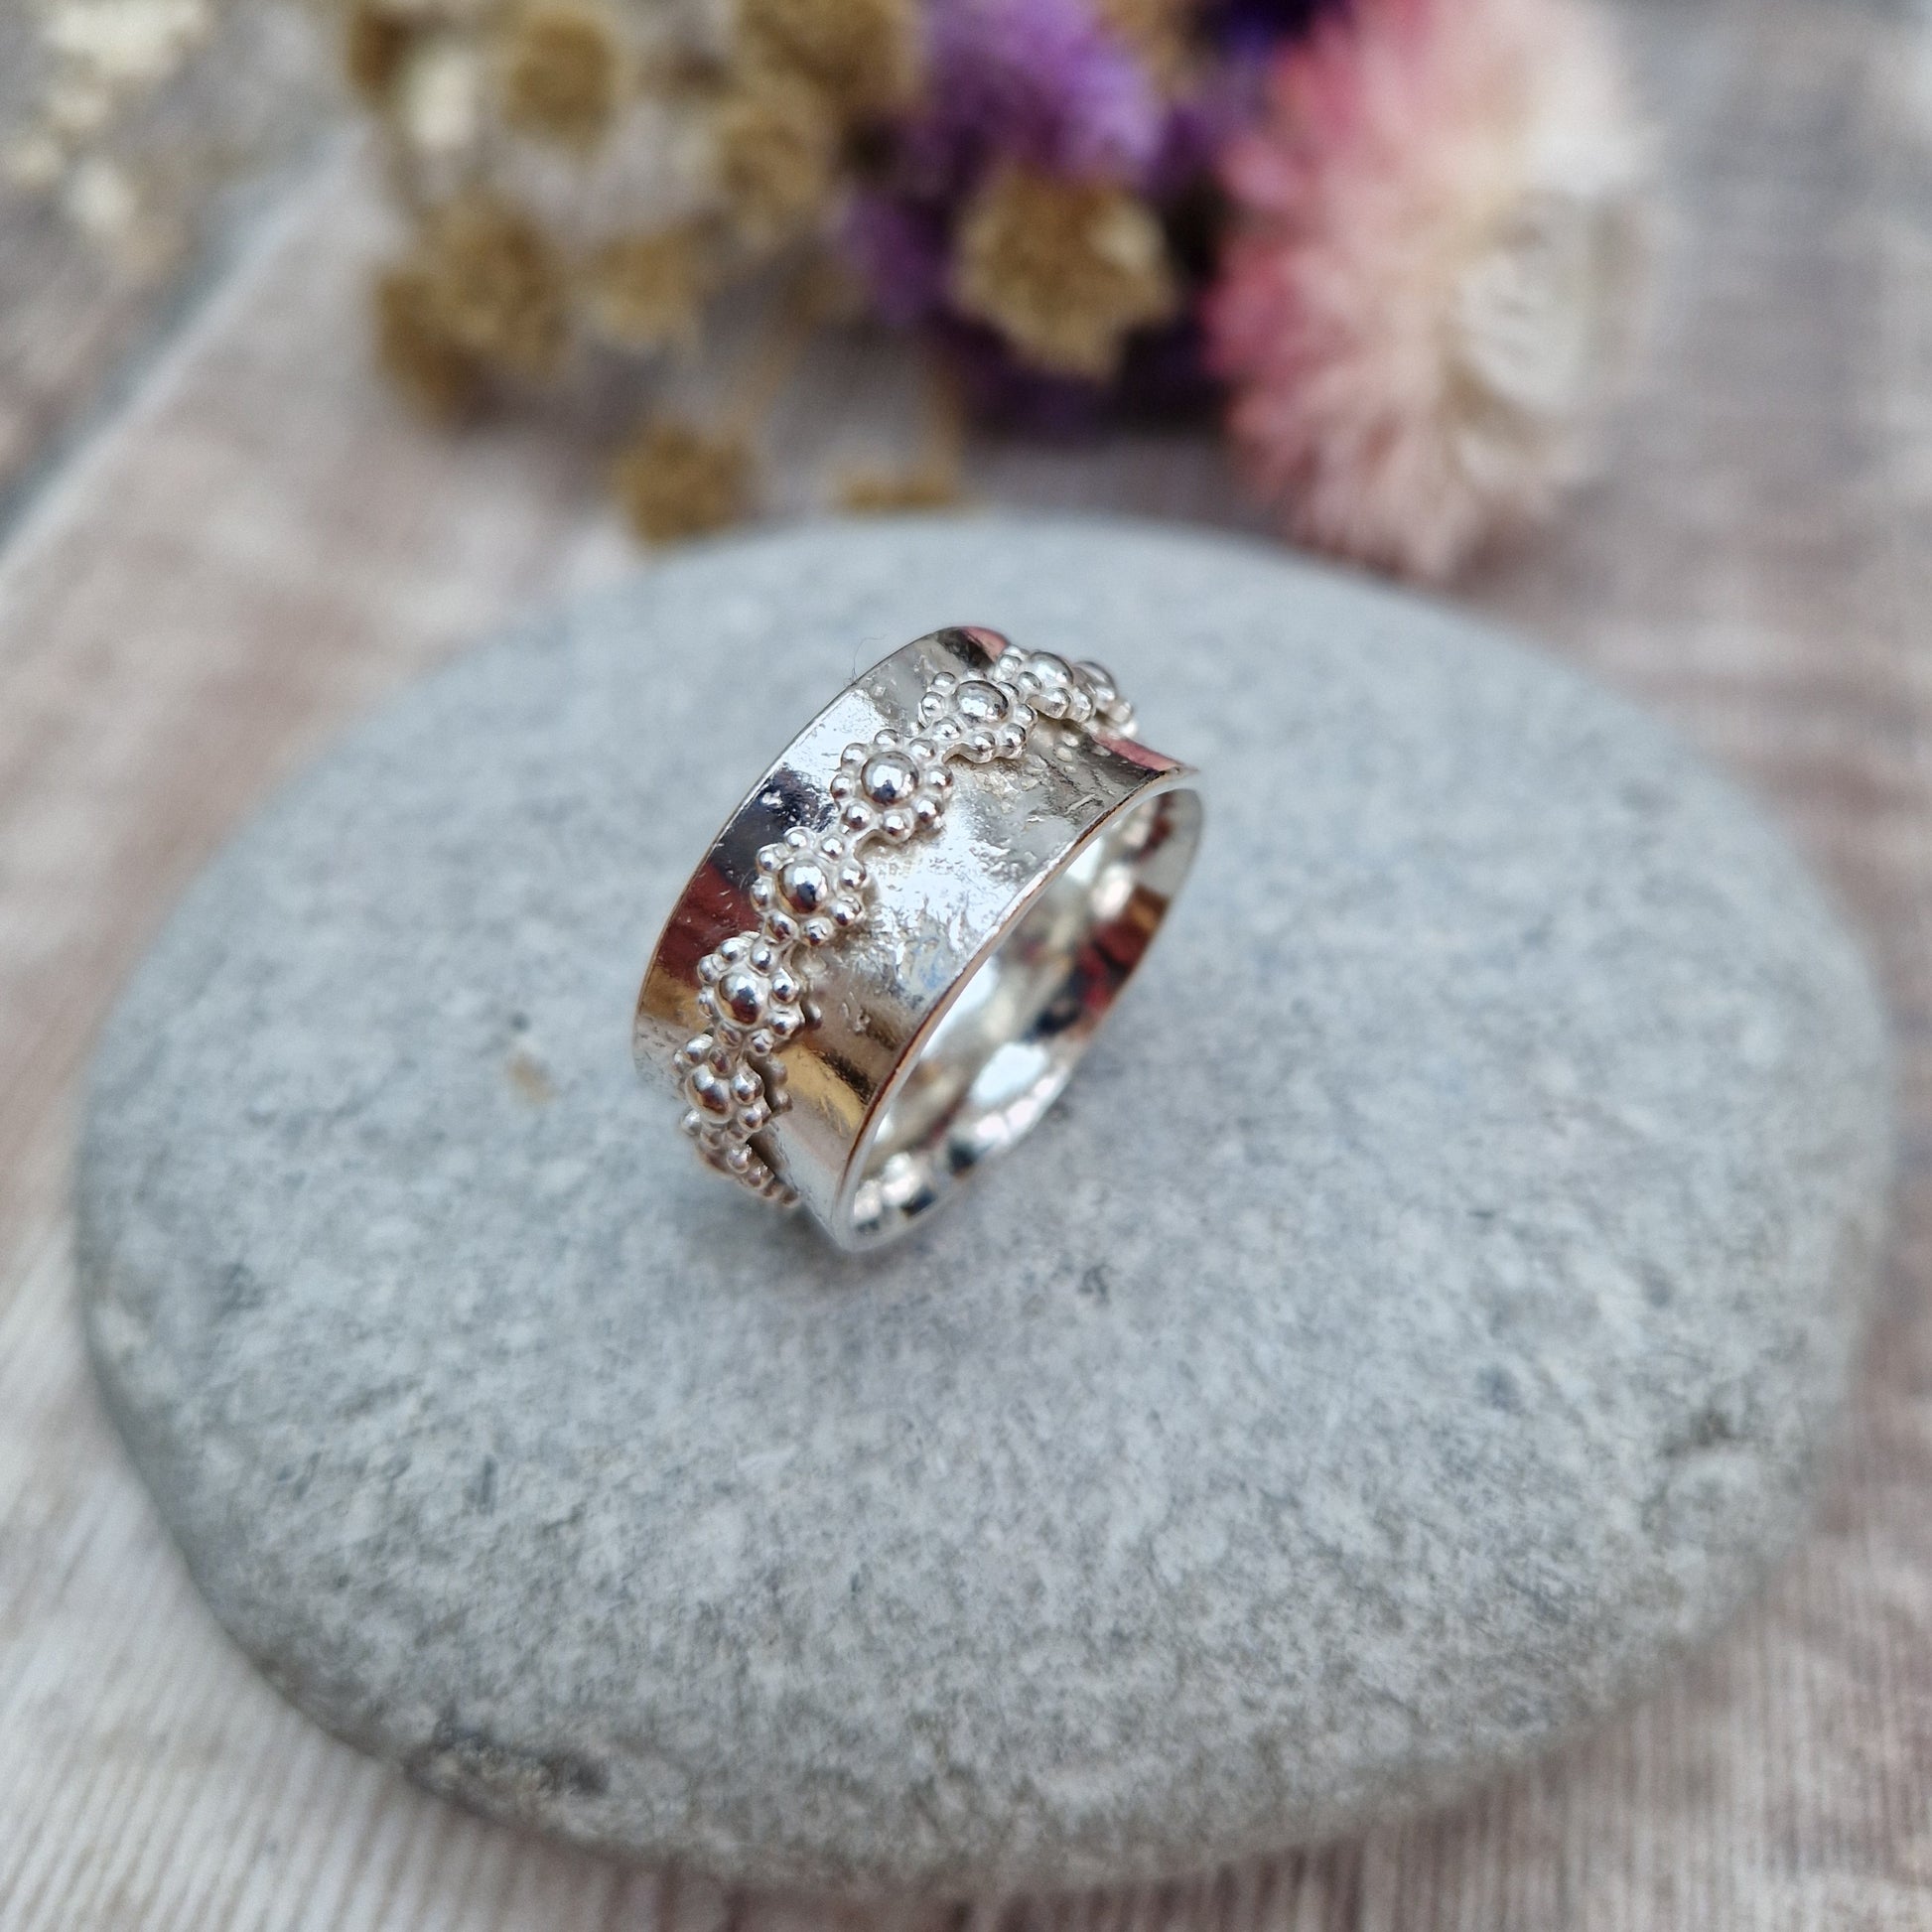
[7,0,1932,1924]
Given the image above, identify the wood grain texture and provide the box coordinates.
[6,0,1932,1924]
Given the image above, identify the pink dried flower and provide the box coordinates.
[1205,0,1652,580]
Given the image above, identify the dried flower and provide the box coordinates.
[735,0,919,122]
[345,0,419,103]
[579,225,712,349]
[375,264,487,420]
[612,419,755,540]
[919,0,1166,183]
[712,72,839,243]
[952,162,1176,378]
[840,0,1208,421]
[499,2,624,150]
[313,0,1653,574]
[1204,0,1651,579]
[418,193,570,377]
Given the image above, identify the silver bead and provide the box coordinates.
[863,754,920,805]
[953,677,1010,725]
[1076,661,1119,709]
[689,1066,733,1115]
[717,969,765,1025]
[780,858,831,911]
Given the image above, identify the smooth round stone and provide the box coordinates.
[77,519,1890,1896]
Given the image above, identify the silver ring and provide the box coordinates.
[633,625,1202,1250]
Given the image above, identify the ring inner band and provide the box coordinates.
[843,784,1202,1246]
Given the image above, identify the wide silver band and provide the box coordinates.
[633,626,1201,1250]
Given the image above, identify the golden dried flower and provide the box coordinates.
[499,2,623,150]
[422,194,569,378]
[345,0,419,103]
[580,226,712,350]
[712,74,838,244]
[375,265,487,422]
[951,165,1177,380]
[612,420,754,541]
[735,0,917,121]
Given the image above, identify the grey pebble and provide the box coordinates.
[77,517,1891,1895]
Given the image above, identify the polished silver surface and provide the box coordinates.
[634,626,1201,1250]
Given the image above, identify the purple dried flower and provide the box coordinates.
[841,0,1231,430]
[919,0,1166,186]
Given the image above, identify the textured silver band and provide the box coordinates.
[634,625,1201,1249]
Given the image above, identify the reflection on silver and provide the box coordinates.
[634,625,1201,1251]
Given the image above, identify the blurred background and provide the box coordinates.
[5,0,1932,1924]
